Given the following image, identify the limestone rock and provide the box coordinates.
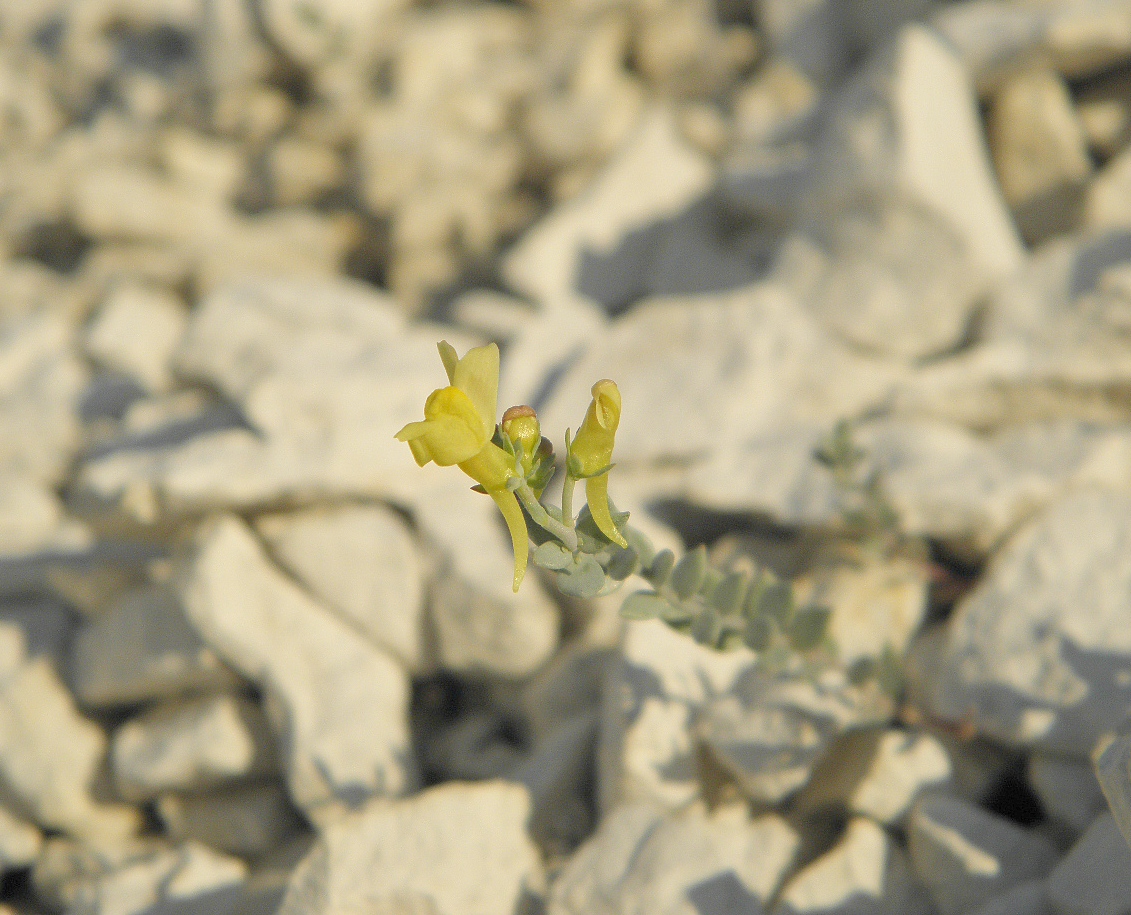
[1028,752,1107,834]
[409,479,559,678]
[1085,146,1131,230]
[968,881,1053,915]
[71,584,241,708]
[907,794,1058,915]
[255,503,428,673]
[178,516,415,824]
[277,781,543,915]
[502,106,713,307]
[1094,722,1131,850]
[547,802,798,915]
[775,817,924,915]
[1046,812,1131,915]
[811,24,1024,283]
[0,654,138,840]
[0,804,40,873]
[157,783,305,860]
[84,283,187,393]
[111,695,277,801]
[796,728,953,826]
[754,0,847,86]
[923,490,1131,755]
[987,66,1092,244]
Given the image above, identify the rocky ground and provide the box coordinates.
[1,0,1131,913]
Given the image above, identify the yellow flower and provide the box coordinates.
[570,379,628,548]
[396,341,529,591]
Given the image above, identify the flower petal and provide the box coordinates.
[437,340,459,385]
[410,386,490,465]
[586,473,628,548]
[488,487,529,592]
[452,342,499,432]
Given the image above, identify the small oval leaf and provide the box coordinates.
[788,605,832,651]
[645,549,675,586]
[604,546,639,581]
[759,580,794,624]
[620,590,667,620]
[710,571,747,614]
[743,615,774,652]
[691,607,723,647]
[671,545,707,601]
[532,541,573,570]
[556,554,608,598]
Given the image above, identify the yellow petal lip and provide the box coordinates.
[447,341,499,435]
[394,386,490,467]
[590,379,621,430]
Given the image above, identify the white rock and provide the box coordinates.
[1046,812,1131,915]
[267,137,343,207]
[813,24,1024,283]
[907,794,1058,915]
[754,0,847,85]
[178,516,415,823]
[277,781,543,915]
[805,196,985,360]
[967,880,1053,915]
[161,128,244,203]
[537,283,901,466]
[0,655,138,840]
[796,728,953,825]
[503,106,713,306]
[255,503,428,672]
[548,802,798,915]
[157,783,304,859]
[1044,1,1131,78]
[259,0,409,67]
[409,479,559,678]
[1028,752,1108,833]
[600,618,887,811]
[84,283,187,392]
[924,490,1131,755]
[930,2,1048,95]
[71,584,241,708]
[1094,723,1131,850]
[729,60,819,148]
[66,841,247,915]
[111,695,277,800]
[987,66,1092,244]
[0,312,87,484]
[775,817,923,915]
[0,804,41,873]
[0,473,68,556]
[1085,146,1131,230]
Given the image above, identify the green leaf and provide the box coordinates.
[671,545,707,601]
[691,607,723,647]
[787,605,832,651]
[741,570,769,619]
[710,571,747,614]
[698,567,722,598]
[875,645,905,698]
[658,598,694,625]
[532,541,573,570]
[620,590,667,620]
[743,615,774,652]
[758,580,794,625]
[555,554,608,599]
[645,549,675,586]
[847,656,877,686]
[625,526,656,568]
[604,546,639,581]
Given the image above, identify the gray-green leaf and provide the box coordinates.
[710,572,747,614]
[604,546,639,581]
[691,607,723,646]
[743,615,774,652]
[645,549,675,586]
[620,591,667,620]
[759,580,794,624]
[671,545,707,601]
[788,605,831,651]
[532,541,574,570]
[556,554,608,598]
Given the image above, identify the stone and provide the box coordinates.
[804,196,987,360]
[1094,722,1131,850]
[1085,146,1131,230]
[161,128,244,203]
[157,783,305,859]
[968,881,1053,915]
[754,0,847,86]
[536,282,902,467]
[1028,752,1108,833]
[1046,812,1131,915]
[810,24,1024,284]
[65,841,248,915]
[254,503,428,673]
[730,60,819,149]
[259,0,409,68]
[922,490,1131,755]
[110,695,277,801]
[0,654,139,840]
[83,282,187,393]
[0,312,87,484]
[178,516,415,823]
[547,802,798,915]
[276,781,543,915]
[0,474,72,556]
[987,66,1093,244]
[1077,69,1131,159]
[267,137,344,207]
[502,106,713,307]
[795,728,953,826]
[1044,2,1131,79]
[928,2,1047,94]
[0,804,41,873]
[70,583,241,708]
[600,618,888,811]
[775,816,925,915]
[409,479,559,678]
[32,837,162,913]
[907,794,1058,915]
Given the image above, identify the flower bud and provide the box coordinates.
[502,405,542,469]
[571,380,627,548]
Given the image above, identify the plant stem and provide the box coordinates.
[515,481,578,551]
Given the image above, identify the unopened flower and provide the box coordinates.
[396,341,529,591]
[570,379,628,548]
